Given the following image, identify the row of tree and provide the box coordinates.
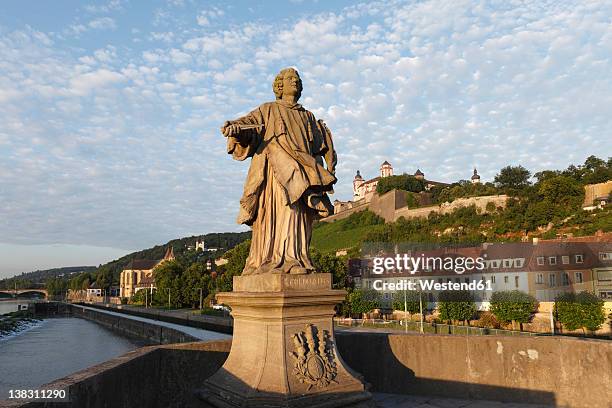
[345,288,607,335]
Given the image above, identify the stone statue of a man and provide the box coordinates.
[221,68,337,275]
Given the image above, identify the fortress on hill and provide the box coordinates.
[329,161,504,224]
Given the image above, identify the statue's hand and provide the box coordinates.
[221,121,241,138]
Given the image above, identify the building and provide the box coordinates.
[87,282,102,299]
[471,168,481,184]
[119,246,175,298]
[582,180,611,210]
[351,161,450,203]
[349,235,611,310]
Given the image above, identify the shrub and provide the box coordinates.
[555,291,606,334]
[392,290,422,315]
[376,174,425,195]
[489,290,538,330]
[576,291,606,332]
[347,288,381,317]
[555,293,582,331]
[437,290,476,324]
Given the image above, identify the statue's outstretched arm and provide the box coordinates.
[222,107,265,161]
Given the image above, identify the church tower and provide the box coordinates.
[163,245,175,261]
[353,170,364,199]
[414,169,425,180]
[380,161,393,178]
[471,168,481,184]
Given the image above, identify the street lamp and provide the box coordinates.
[419,292,424,334]
[403,289,407,334]
[167,288,171,309]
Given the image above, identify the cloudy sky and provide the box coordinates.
[1,0,611,277]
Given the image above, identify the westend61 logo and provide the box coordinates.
[370,253,493,292]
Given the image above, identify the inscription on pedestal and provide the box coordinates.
[233,273,332,292]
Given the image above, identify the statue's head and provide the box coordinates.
[273,67,302,101]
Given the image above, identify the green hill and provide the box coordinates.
[0,266,97,289]
[312,211,386,253]
[94,232,251,282]
[313,157,611,254]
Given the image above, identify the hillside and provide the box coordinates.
[0,266,97,288]
[312,211,386,253]
[314,158,611,253]
[312,201,611,254]
[93,231,251,282]
[0,232,252,288]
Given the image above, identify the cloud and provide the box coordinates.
[0,0,611,263]
[69,69,126,95]
[83,0,123,14]
[88,17,117,30]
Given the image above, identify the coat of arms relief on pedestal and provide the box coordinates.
[291,324,338,390]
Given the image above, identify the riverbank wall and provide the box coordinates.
[76,302,233,334]
[32,302,200,345]
[6,331,612,408]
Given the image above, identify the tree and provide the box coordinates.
[46,277,68,298]
[582,155,612,185]
[376,174,425,195]
[310,249,348,289]
[153,260,184,308]
[435,181,499,204]
[437,290,476,325]
[576,291,606,333]
[494,165,531,190]
[392,290,421,315]
[347,289,381,317]
[583,155,606,171]
[95,269,114,292]
[555,291,606,335]
[181,263,210,308]
[533,170,561,183]
[538,175,583,206]
[489,290,537,330]
[130,289,151,305]
[69,273,91,292]
[215,240,250,293]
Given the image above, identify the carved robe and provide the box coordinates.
[227,100,337,275]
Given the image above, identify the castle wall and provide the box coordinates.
[583,180,612,207]
[323,192,508,224]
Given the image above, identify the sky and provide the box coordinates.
[0,0,611,278]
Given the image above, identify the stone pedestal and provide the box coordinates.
[200,274,374,408]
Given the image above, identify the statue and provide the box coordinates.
[221,67,337,275]
[203,71,372,405]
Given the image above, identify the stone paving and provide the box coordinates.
[374,393,552,408]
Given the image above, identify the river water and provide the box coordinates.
[0,315,144,400]
[0,300,32,315]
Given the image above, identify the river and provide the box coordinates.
[0,316,145,400]
[0,299,33,315]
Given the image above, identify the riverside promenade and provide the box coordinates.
[79,302,233,334]
[74,304,230,341]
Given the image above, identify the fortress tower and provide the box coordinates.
[353,170,365,199]
[380,161,393,178]
[471,168,481,184]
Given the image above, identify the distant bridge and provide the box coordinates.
[0,289,48,299]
